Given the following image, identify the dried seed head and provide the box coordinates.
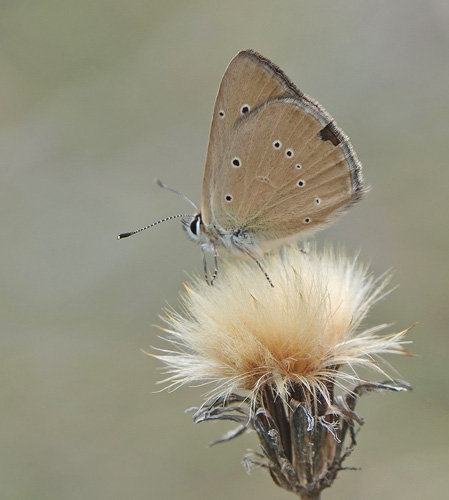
[155,244,409,407]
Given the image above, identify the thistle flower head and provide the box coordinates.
[157,244,408,406]
[155,244,412,498]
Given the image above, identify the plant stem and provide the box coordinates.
[300,493,321,500]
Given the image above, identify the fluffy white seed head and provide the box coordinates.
[156,244,410,405]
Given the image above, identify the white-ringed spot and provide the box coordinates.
[240,104,250,115]
[285,148,294,158]
[315,198,321,205]
[304,217,312,224]
[225,194,233,202]
[273,140,282,149]
[297,180,306,187]
[232,157,242,167]
[218,110,225,118]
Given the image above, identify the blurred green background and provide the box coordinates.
[1,1,448,498]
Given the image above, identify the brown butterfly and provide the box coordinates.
[119,50,365,286]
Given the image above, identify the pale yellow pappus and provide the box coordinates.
[155,244,412,406]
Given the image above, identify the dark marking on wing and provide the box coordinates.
[317,123,342,146]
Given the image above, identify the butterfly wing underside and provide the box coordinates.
[202,50,364,250]
[202,50,300,222]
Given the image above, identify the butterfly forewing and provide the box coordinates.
[202,50,302,225]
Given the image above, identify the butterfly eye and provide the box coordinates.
[273,140,282,149]
[285,149,294,158]
[315,198,321,205]
[189,215,201,236]
[297,180,306,187]
[295,164,302,169]
[232,157,242,167]
[240,104,250,115]
[225,194,233,202]
[218,110,225,118]
[304,217,312,224]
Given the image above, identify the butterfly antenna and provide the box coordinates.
[156,179,198,210]
[117,213,194,240]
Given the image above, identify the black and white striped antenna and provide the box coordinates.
[117,213,194,239]
[117,179,197,240]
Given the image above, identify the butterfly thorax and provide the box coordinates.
[183,212,263,259]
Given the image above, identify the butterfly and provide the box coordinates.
[119,49,365,286]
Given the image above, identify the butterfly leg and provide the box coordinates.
[242,249,274,288]
[201,244,219,286]
[202,248,211,286]
[299,241,310,255]
[209,242,219,286]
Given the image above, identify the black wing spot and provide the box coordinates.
[240,104,250,115]
[273,140,282,149]
[297,180,306,187]
[318,123,342,146]
[232,157,241,167]
[219,110,225,118]
[225,194,233,202]
[304,217,312,224]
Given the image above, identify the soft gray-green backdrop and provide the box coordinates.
[1,1,448,499]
